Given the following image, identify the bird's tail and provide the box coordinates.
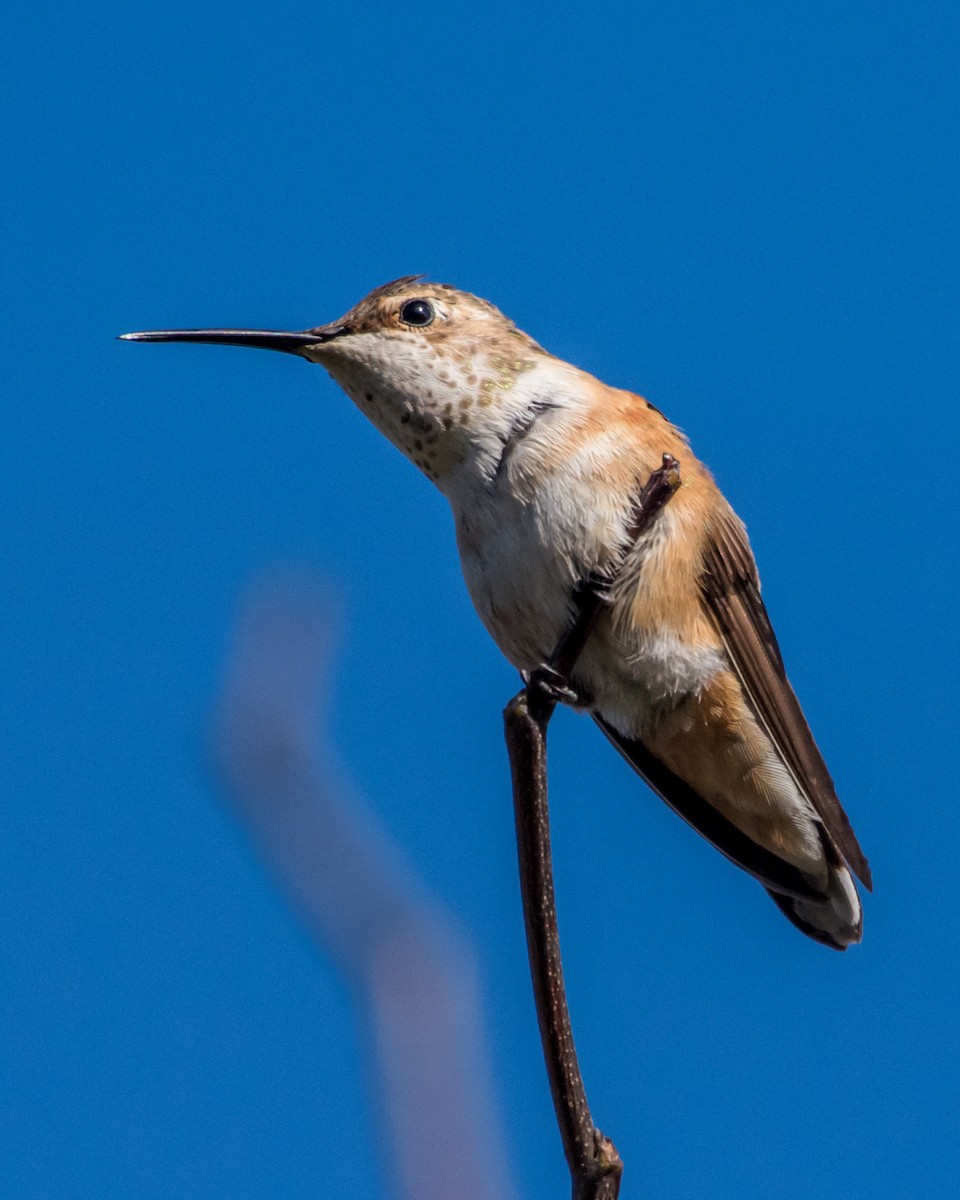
[766,858,862,950]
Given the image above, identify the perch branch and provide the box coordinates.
[504,454,682,1200]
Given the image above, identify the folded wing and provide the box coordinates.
[698,505,871,890]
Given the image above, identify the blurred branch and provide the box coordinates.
[212,577,519,1200]
[504,455,681,1200]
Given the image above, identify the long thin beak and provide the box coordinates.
[118,325,348,355]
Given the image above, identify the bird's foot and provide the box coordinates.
[522,664,591,709]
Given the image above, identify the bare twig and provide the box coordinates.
[213,578,520,1200]
[504,454,682,1200]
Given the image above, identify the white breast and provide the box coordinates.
[443,366,723,733]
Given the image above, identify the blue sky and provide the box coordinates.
[4,3,959,1197]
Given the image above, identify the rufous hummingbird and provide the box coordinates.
[122,275,871,948]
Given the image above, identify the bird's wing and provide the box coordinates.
[697,504,871,889]
[592,714,828,900]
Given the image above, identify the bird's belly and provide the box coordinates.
[457,511,576,671]
[456,500,724,736]
[576,627,727,738]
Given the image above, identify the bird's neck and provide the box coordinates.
[439,359,592,506]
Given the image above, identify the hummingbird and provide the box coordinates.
[122,275,871,949]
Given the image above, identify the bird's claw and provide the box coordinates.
[522,664,586,707]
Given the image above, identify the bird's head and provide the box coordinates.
[122,276,553,487]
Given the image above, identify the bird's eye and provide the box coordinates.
[399,299,434,327]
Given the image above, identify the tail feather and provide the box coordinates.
[593,714,867,949]
[767,860,862,951]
